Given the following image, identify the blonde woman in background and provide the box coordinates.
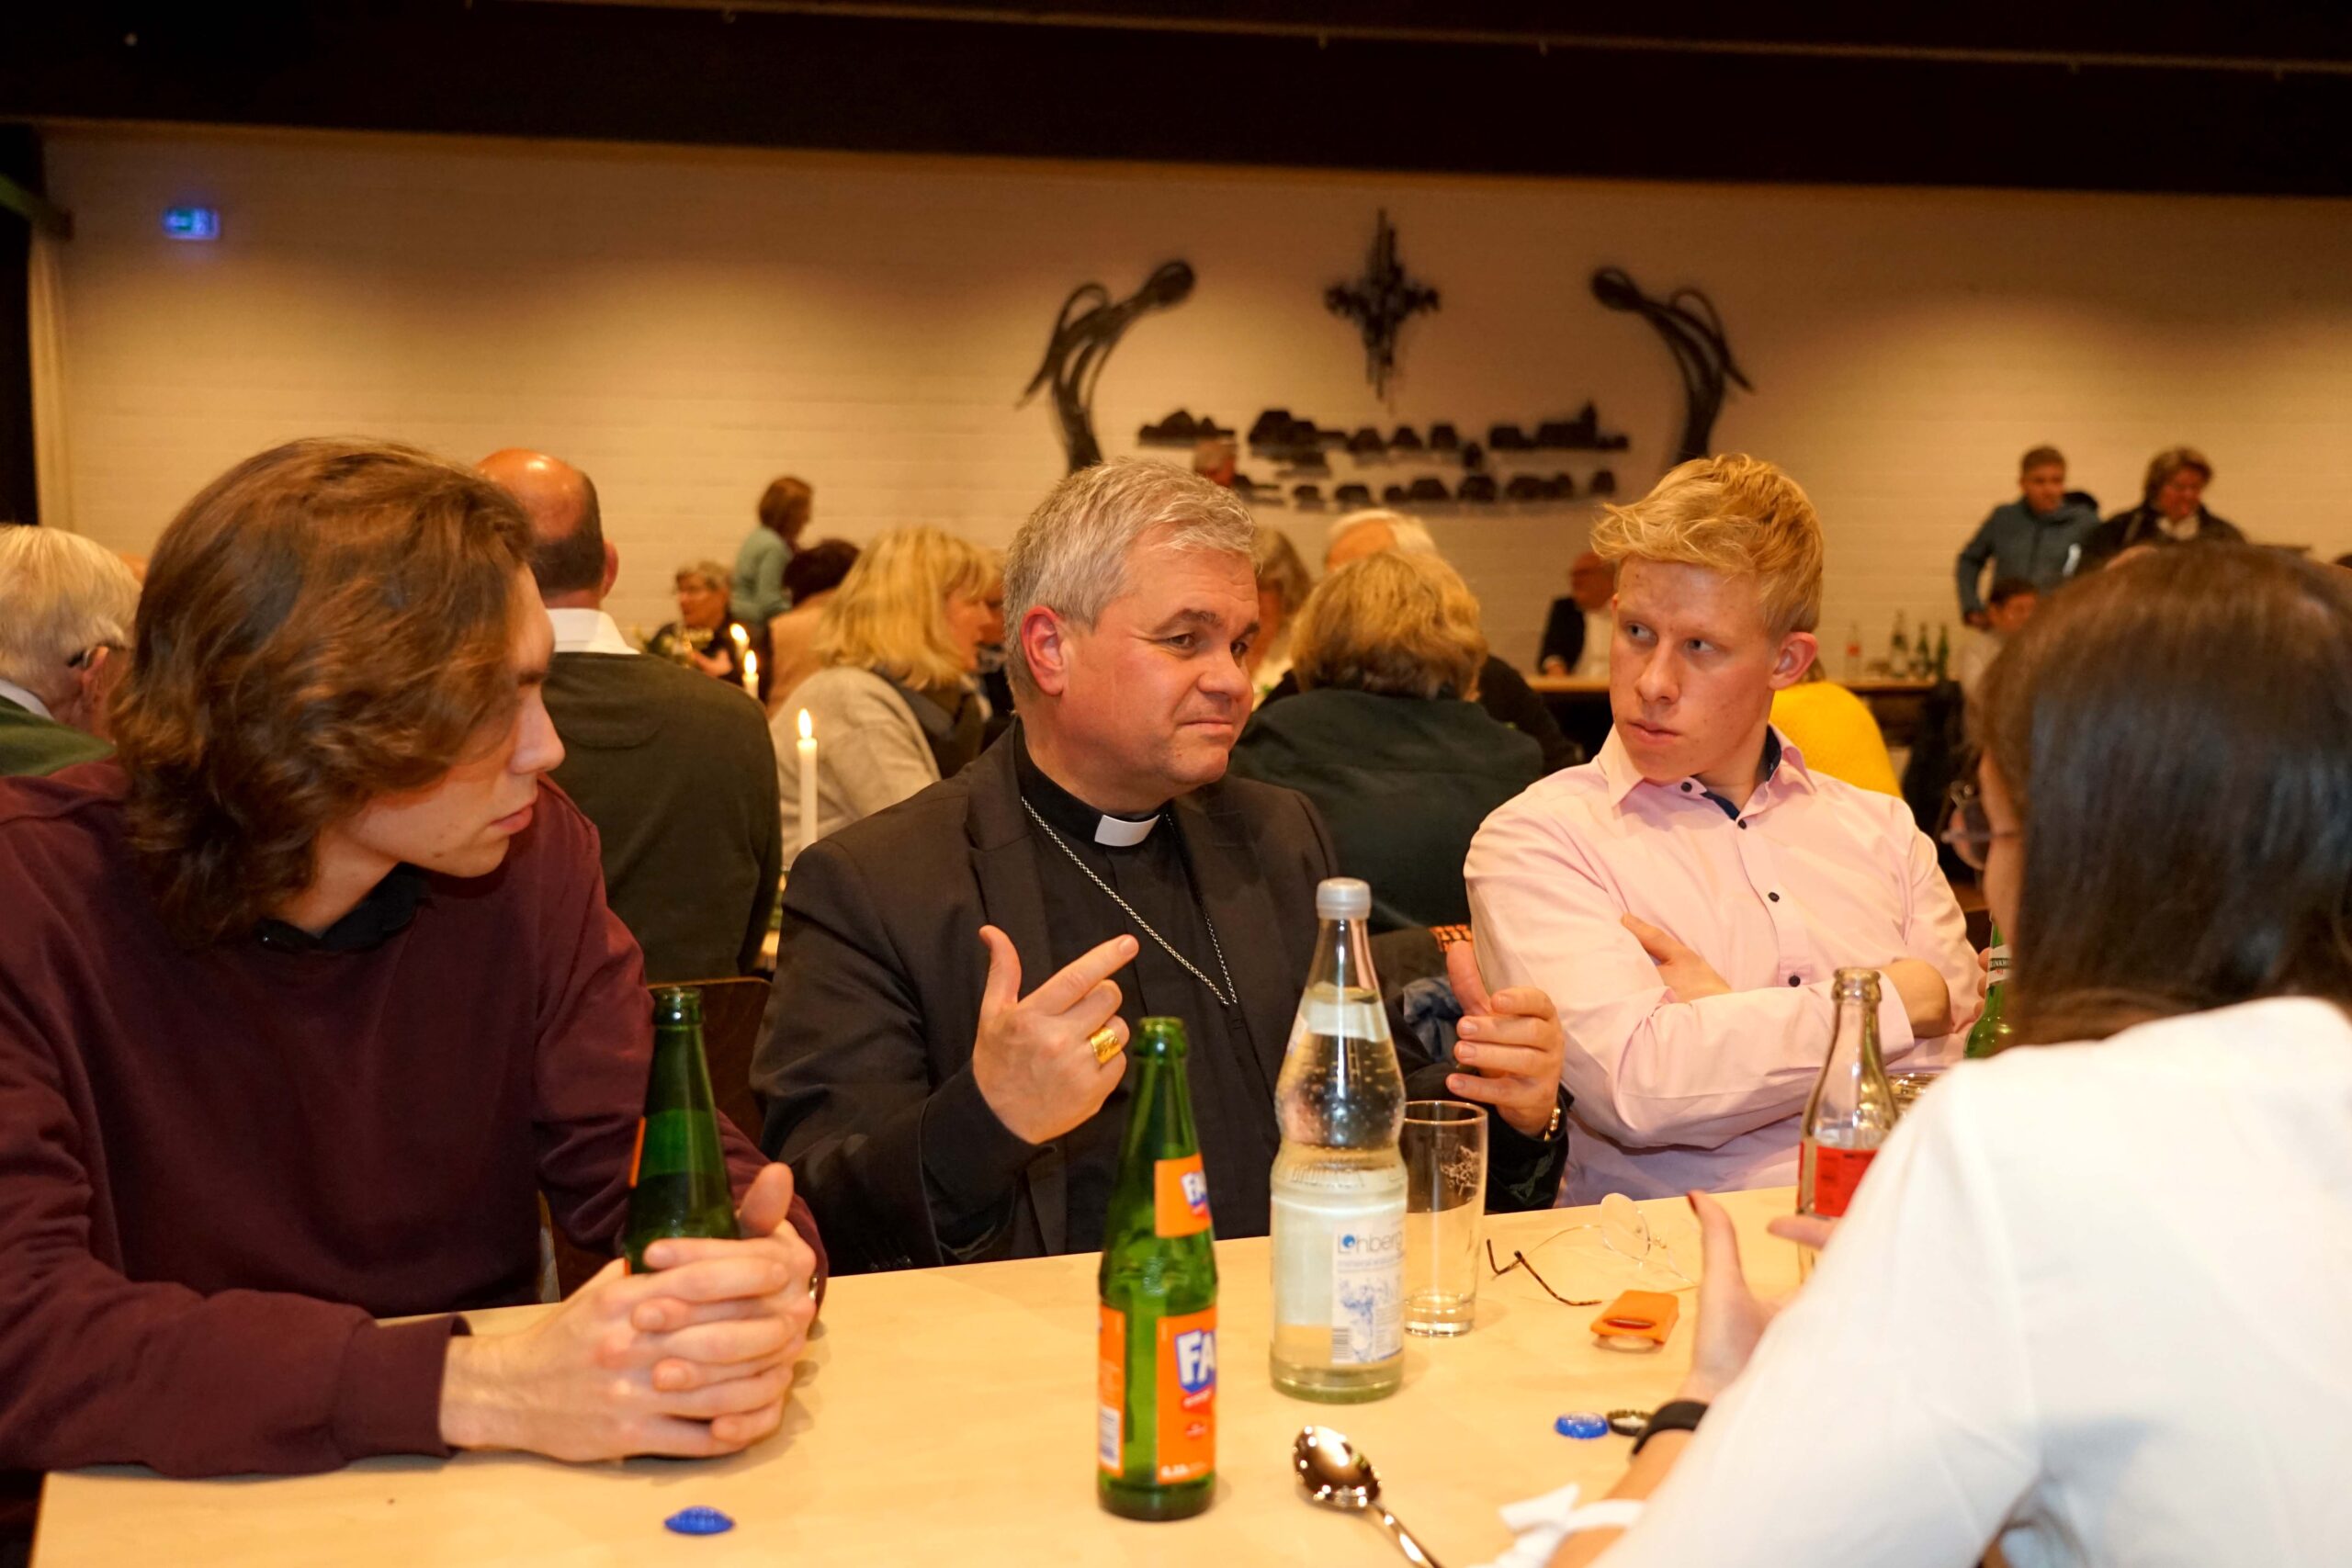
[775,527,1000,863]
[1249,525,1314,706]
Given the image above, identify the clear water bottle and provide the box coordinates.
[1269,877,1407,1403]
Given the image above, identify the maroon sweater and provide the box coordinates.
[0,762,820,1477]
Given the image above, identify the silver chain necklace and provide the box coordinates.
[1020,797,1238,1010]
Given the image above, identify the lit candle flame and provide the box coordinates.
[742,649,759,696]
[797,708,814,743]
[729,623,750,650]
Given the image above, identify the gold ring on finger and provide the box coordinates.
[1088,1023,1124,1065]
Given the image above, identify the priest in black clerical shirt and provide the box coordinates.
[753,461,1571,1273]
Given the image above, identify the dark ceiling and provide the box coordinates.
[1,3,2347,196]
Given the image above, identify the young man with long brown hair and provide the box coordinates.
[0,439,822,1477]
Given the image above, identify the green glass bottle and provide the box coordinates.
[1966,923,2013,1059]
[1097,1018,1218,1522]
[622,987,740,1273]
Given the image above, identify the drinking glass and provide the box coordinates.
[1400,1100,1486,1336]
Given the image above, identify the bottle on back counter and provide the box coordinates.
[1098,1017,1218,1521]
[1269,877,1407,1404]
[622,987,740,1273]
[1967,922,2013,1059]
[1798,968,1900,1226]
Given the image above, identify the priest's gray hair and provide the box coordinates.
[1004,458,1256,698]
[0,525,141,702]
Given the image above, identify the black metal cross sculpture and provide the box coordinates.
[1020,260,1197,472]
[1326,210,1439,400]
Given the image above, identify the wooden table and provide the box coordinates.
[36,1189,1804,1568]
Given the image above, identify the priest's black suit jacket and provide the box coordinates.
[752,730,1569,1274]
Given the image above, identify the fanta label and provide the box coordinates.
[1153,1307,1216,1484]
[1096,1304,1125,1472]
[1153,1153,1213,1238]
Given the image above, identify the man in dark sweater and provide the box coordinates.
[0,439,821,1480]
[481,450,782,983]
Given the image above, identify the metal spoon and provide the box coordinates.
[1294,1426,1447,1568]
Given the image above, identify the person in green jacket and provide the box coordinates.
[0,525,139,777]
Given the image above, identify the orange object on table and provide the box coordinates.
[1589,1290,1679,1347]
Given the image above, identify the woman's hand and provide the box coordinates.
[1674,1190,1786,1404]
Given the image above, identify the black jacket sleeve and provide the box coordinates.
[753,837,1024,1272]
[1537,598,1584,671]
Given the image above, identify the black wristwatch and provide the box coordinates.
[1631,1398,1709,1454]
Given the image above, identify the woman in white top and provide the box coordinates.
[1555,544,2352,1567]
[774,527,999,864]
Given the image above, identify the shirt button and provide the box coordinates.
[1768,891,1781,902]
[1788,976,1802,987]
[1737,820,1748,830]
[1679,782,1693,793]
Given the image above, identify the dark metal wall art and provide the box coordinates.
[1590,266,1749,465]
[1326,210,1439,400]
[1020,260,1196,471]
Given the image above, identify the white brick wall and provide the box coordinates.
[40,127,2352,665]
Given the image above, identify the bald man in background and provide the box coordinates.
[1272,509,1579,773]
[480,450,781,983]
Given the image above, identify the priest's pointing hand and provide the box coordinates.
[972,927,1140,1144]
[1442,939,1568,1139]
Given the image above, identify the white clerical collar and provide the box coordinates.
[1093,812,1160,847]
[546,607,638,657]
[0,677,53,721]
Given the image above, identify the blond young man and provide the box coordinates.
[1466,455,1978,1201]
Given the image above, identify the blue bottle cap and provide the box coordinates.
[1554,1412,1609,1439]
[664,1506,736,1536]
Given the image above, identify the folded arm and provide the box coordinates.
[1466,810,1963,1153]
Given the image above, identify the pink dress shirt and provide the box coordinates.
[1465,728,1977,1202]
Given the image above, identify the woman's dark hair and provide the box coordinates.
[1980,545,2352,1043]
[758,475,814,540]
[783,538,860,605]
[110,438,531,944]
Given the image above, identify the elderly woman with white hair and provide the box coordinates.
[0,527,141,776]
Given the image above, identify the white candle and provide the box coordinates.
[742,647,760,700]
[797,708,820,856]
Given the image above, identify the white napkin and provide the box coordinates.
[1471,1480,1648,1568]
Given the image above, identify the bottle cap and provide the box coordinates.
[1316,877,1372,920]
[663,1506,735,1536]
[1553,1412,1609,1439]
[1606,1409,1651,1437]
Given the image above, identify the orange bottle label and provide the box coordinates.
[1097,1305,1125,1472]
[1153,1154,1213,1237]
[1806,1143,1877,1217]
[1154,1306,1216,1484]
